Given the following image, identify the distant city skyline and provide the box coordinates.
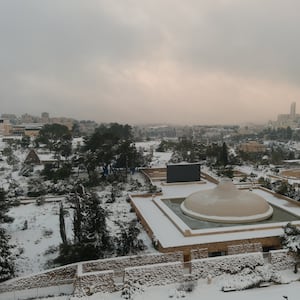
[1,1,300,125]
[2,104,298,127]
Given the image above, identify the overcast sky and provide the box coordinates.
[1,0,300,125]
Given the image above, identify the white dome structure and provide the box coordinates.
[181,180,273,223]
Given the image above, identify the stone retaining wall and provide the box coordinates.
[227,243,263,255]
[191,252,264,279]
[82,252,183,273]
[124,262,184,287]
[74,265,115,297]
[259,186,300,207]
[269,249,297,271]
[1,250,297,297]
[0,265,76,293]
[190,248,208,260]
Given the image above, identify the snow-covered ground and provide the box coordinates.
[84,280,300,300]
[26,275,300,300]
[135,141,173,167]
[3,201,73,276]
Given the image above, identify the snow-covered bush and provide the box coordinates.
[121,280,144,299]
[19,164,33,177]
[27,178,47,197]
[42,228,53,238]
[177,279,197,293]
[221,265,274,291]
[45,180,74,195]
[116,220,146,256]
[281,223,300,256]
[44,245,58,255]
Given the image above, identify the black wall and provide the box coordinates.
[167,164,201,183]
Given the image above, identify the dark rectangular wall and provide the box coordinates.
[167,164,201,183]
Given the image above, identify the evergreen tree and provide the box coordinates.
[56,186,112,264]
[0,228,14,282]
[117,220,146,256]
[81,193,112,258]
[221,142,229,166]
[82,123,137,184]
[281,223,300,256]
[59,202,67,246]
[287,126,293,140]
[73,191,83,244]
[35,124,72,164]
[0,189,13,223]
[36,123,71,151]
[20,135,30,149]
[0,189,14,282]
[281,223,300,273]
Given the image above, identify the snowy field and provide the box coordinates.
[0,139,169,277]
[22,278,300,300]
[3,173,156,277]
[100,280,300,300]
[3,201,73,276]
[85,280,300,300]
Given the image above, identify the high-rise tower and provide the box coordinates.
[290,102,296,119]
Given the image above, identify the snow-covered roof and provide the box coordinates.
[131,182,300,249]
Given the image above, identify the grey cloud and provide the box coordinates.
[0,1,162,75]
[169,1,300,83]
[1,0,300,124]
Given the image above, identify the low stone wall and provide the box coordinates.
[190,248,208,260]
[227,243,263,255]
[269,249,297,271]
[82,252,183,274]
[74,265,115,297]
[140,168,166,184]
[2,250,298,297]
[191,252,264,279]
[259,186,300,207]
[201,172,219,184]
[0,265,76,293]
[124,262,184,287]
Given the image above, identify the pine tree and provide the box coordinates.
[0,189,13,223]
[56,187,112,264]
[73,192,83,244]
[59,202,67,246]
[281,223,300,255]
[221,142,228,166]
[80,192,112,258]
[0,189,14,282]
[0,228,14,282]
[117,220,146,256]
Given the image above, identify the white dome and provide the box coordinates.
[181,180,273,223]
